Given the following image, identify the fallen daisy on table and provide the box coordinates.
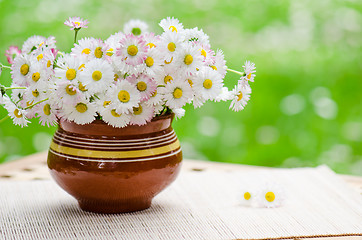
[240,182,286,208]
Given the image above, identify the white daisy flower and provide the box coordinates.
[128,74,157,101]
[195,42,215,65]
[130,102,154,126]
[152,102,165,116]
[79,59,114,95]
[184,27,210,46]
[256,183,286,208]
[215,87,233,102]
[62,100,97,125]
[146,87,164,106]
[163,78,193,109]
[158,31,184,62]
[174,43,203,75]
[100,105,131,128]
[210,49,227,78]
[143,32,160,49]
[64,16,89,30]
[193,67,223,101]
[159,17,184,33]
[117,34,148,66]
[105,32,125,57]
[3,98,30,127]
[10,54,32,86]
[109,80,141,114]
[229,83,251,112]
[124,19,149,36]
[23,86,47,109]
[35,101,58,127]
[71,37,96,58]
[142,47,163,77]
[153,66,180,86]
[192,95,205,109]
[54,54,82,82]
[173,108,185,119]
[55,81,84,106]
[242,60,256,82]
[27,62,50,91]
[240,187,257,207]
[21,35,46,54]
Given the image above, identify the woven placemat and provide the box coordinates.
[1,165,361,240]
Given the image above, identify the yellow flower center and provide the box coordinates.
[111,109,121,117]
[188,79,193,87]
[66,69,76,80]
[78,83,87,92]
[103,101,111,107]
[39,42,44,47]
[106,48,114,56]
[14,109,22,118]
[47,60,52,68]
[43,104,51,116]
[244,192,251,200]
[26,101,34,108]
[114,74,119,81]
[147,43,156,48]
[118,90,130,103]
[36,54,43,61]
[265,192,275,202]
[137,81,147,92]
[247,73,252,80]
[211,65,217,70]
[20,64,29,75]
[75,103,88,113]
[203,79,213,89]
[201,49,207,57]
[66,85,77,95]
[164,57,173,64]
[127,45,138,56]
[164,75,173,84]
[167,42,176,52]
[133,105,143,115]
[32,72,40,82]
[145,57,154,67]
[32,90,39,97]
[78,64,85,70]
[184,54,193,65]
[82,48,91,54]
[237,91,243,101]
[94,47,103,58]
[151,90,157,97]
[169,26,177,32]
[92,70,102,81]
[74,21,81,26]
[173,88,183,99]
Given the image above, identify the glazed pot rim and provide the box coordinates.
[58,113,175,136]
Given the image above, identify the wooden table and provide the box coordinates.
[1,152,361,240]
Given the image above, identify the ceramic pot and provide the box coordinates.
[47,114,182,214]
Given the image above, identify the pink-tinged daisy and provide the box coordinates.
[173,107,185,120]
[117,34,148,66]
[194,42,214,65]
[142,47,163,77]
[79,59,114,95]
[54,54,82,82]
[64,17,89,30]
[5,46,21,64]
[71,37,96,58]
[159,17,184,33]
[242,60,256,82]
[184,27,210,46]
[11,54,32,86]
[210,49,227,78]
[174,43,203,75]
[159,31,184,62]
[193,67,223,101]
[21,35,46,54]
[100,105,131,128]
[109,80,141,114]
[62,100,96,125]
[34,101,58,127]
[163,78,193,109]
[130,102,154,126]
[3,98,30,127]
[124,19,149,36]
[229,83,251,112]
[128,74,157,101]
[256,183,286,208]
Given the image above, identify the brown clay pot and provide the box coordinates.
[47,113,182,214]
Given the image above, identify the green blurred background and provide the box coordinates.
[0,0,361,175]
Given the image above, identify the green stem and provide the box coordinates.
[5,87,27,91]
[24,98,49,110]
[74,29,79,43]
[227,68,245,76]
[0,115,9,124]
[0,63,11,70]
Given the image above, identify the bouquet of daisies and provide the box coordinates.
[0,17,256,128]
